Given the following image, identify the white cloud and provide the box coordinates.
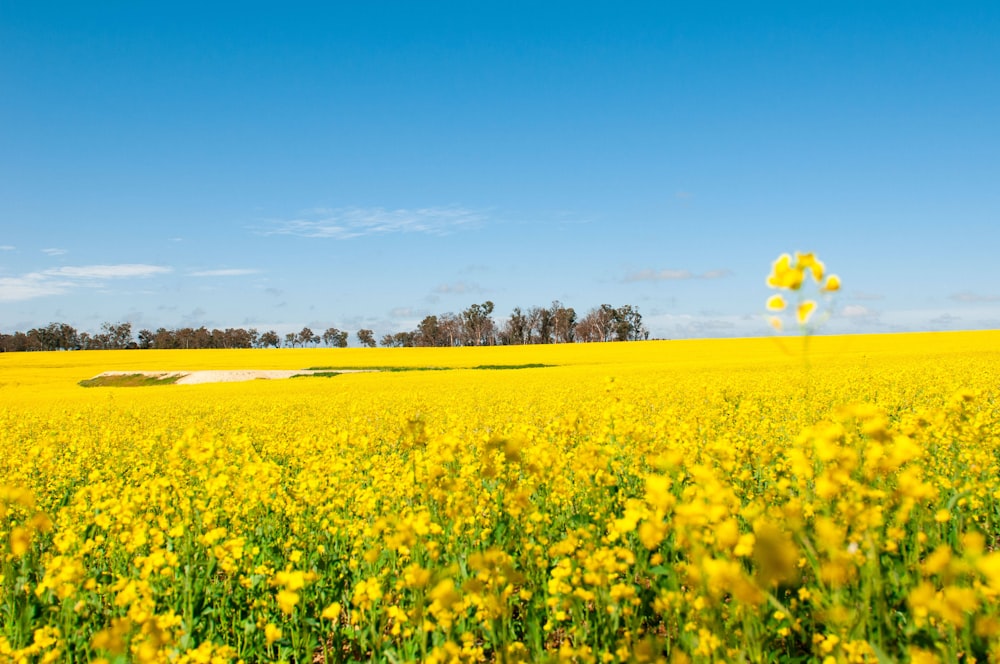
[42,248,68,256]
[0,245,14,251]
[842,305,878,319]
[188,268,261,277]
[625,268,732,283]
[262,206,484,239]
[0,264,171,302]
[45,264,171,279]
[0,274,73,301]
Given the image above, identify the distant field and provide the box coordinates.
[1,331,999,662]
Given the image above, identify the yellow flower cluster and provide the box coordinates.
[766,252,840,331]
[0,331,998,662]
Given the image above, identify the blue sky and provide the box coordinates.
[2,2,998,341]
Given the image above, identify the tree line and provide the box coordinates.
[0,301,647,352]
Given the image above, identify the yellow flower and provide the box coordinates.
[796,300,817,325]
[767,254,805,290]
[9,526,31,557]
[768,316,783,331]
[795,252,824,282]
[321,602,342,620]
[766,294,786,311]
[821,274,840,292]
[91,618,131,655]
[264,623,282,646]
[273,569,313,591]
[276,589,300,615]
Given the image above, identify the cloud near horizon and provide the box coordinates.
[433,281,484,295]
[261,206,485,240]
[0,264,171,302]
[950,291,1000,303]
[188,268,261,277]
[625,268,733,283]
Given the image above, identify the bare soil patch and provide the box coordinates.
[81,369,373,387]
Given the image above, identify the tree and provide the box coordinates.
[99,322,134,350]
[259,330,280,348]
[416,315,440,347]
[380,332,415,347]
[284,332,296,348]
[137,329,155,349]
[299,327,318,347]
[576,305,615,342]
[575,304,645,342]
[438,313,462,347]
[357,329,376,348]
[323,327,348,348]
[612,304,647,342]
[461,301,496,346]
[530,306,554,344]
[501,307,530,346]
[27,322,80,350]
[551,301,577,343]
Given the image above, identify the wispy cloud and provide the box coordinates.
[929,313,962,328]
[46,265,171,279]
[950,291,1000,303]
[42,248,68,256]
[188,268,261,277]
[389,307,427,319]
[0,274,71,301]
[0,264,171,302]
[261,206,484,239]
[842,304,879,319]
[434,281,484,295]
[624,268,732,283]
[0,245,14,251]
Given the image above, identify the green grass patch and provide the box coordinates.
[291,371,342,378]
[472,363,553,370]
[79,373,184,388]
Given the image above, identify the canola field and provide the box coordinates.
[1,331,999,663]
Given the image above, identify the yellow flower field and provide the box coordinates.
[1,331,999,663]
